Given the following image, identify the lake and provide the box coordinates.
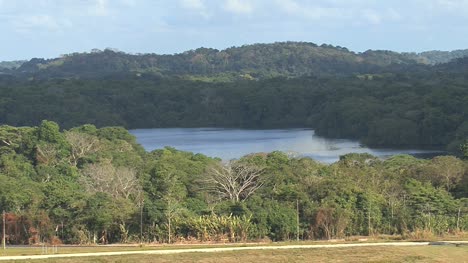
[130,128,442,163]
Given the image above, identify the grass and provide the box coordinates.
[0,242,298,257]
[2,245,467,263]
[0,242,287,257]
[2,232,468,257]
[0,240,416,257]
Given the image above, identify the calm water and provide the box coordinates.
[130,128,442,163]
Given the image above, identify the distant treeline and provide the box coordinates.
[0,122,467,245]
[0,67,467,152]
[4,42,468,79]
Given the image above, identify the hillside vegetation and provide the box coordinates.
[0,121,467,244]
[1,67,467,152]
[5,42,468,79]
[5,43,408,79]
[1,43,468,242]
[0,42,467,151]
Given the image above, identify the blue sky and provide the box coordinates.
[1,0,468,60]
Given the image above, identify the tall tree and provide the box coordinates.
[204,161,264,203]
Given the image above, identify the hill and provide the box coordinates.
[5,42,468,80]
[4,42,429,79]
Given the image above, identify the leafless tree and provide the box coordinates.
[315,208,348,239]
[65,131,100,166]
[81,162,140,199]
[204,161,265,202]
[315,208,333,240]
[36,144,59,167]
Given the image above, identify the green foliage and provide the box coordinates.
[8,43,429,79]
[5,43,468,80]
[1,68,467,151]
[405,179,458,215]
[1,42,468,243]
[0,123,467,244]
[0,173,43,212]
[461,140,468,159]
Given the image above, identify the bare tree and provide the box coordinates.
[315,208,333,240]
[65,131,100,167]
[164,197,184,244]
[36,144,59,167]
[81,162,141,244]
[381,182,404,226]
[204,161,264,202]
[81,162,140,199]
[315,208,348,239]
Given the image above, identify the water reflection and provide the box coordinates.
[130,128,442,163]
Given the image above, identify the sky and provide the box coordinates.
[2,0,468,60]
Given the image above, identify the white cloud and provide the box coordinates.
[223,0,254,15]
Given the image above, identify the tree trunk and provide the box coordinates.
[168,218,171,244]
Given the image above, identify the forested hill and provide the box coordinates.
[9,43,419,79]
[1,67,467,153]
[0,42,467,152]
[4,42,468,79]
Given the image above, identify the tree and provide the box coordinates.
[81,162,140,199]
[80,162,141,243]
[35,144,60,167]
[65,131,100,167]
[461,140,468,159]
[37,121,66,145]
[150,169,187,244]
[0,126,20,150]
[204,161,264,202]
[163,186,184,244]
[314,207,349,239]
[427,156,465,191]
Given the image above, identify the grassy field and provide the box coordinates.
[2,243,282,256]
[0,241,386,257]
[2,233,468,257]
[1,246,466,263]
